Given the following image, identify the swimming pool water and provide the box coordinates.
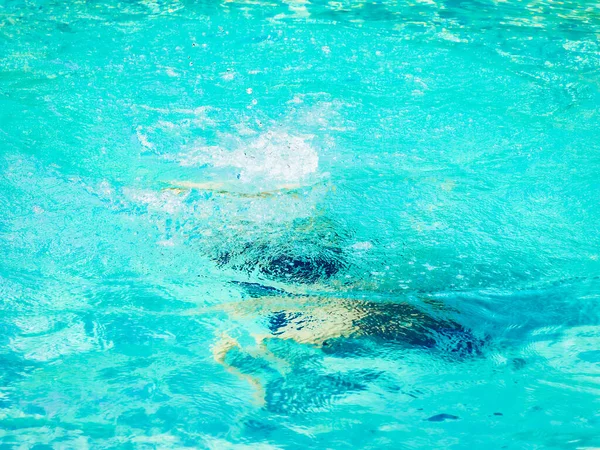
[1,0,600,448]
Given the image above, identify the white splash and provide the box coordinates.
[180,130,319,187]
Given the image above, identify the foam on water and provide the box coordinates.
[179,130,319,187]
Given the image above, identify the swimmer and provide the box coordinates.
[199,290,482,405]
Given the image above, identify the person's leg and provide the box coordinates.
[211,332,266,406]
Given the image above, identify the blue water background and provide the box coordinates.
[1,0,600,448]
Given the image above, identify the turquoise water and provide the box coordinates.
[1,0,600,447]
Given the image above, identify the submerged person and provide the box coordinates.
[206,285,484,405]
[167,133,482,404]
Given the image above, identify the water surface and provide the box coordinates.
[1,0,600,448]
